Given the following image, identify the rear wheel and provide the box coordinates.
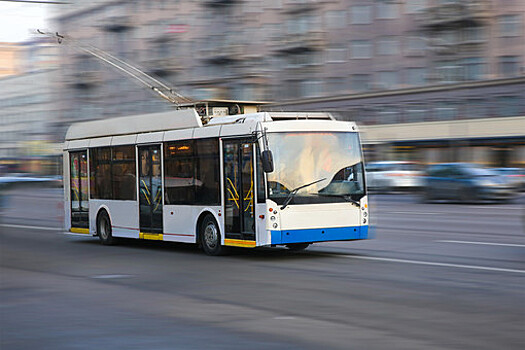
[286,243,310,251]
[460,188,475,203]
[200,214,226,256]
[97,210,115,245]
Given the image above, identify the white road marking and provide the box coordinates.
[436,240,525,248]
[273,316,296,320]
[90,274,133,279]
[0,223,61,231]
[385,211,441,215]
[466,206,523,210]
[335,255,525,274]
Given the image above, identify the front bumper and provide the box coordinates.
[271,225,369,245]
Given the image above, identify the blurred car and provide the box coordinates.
[366,161,422,192]
[423,163,515,203]
[491,168,525,191]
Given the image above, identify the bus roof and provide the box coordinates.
[65,109,202,141]
[65,109,338,141]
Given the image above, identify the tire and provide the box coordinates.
[421,189,433,203]
[97,210,115,245]
[460,188,475,204]
[200,214,225,256]
[286,243,310,251]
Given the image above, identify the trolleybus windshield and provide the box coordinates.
[266,131,365,205]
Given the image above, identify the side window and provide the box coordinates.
[164,140,195,204]
[111,146,136,201]
[194,138,220,205]
[90,147,112,199]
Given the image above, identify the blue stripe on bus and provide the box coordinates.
[271,225,368,245]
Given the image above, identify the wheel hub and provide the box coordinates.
[204,223,218,248]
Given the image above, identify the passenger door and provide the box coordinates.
[70,151,89,228]
[138,145,163,234]
[223,139,255,242]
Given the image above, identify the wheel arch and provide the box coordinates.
[94,204,111,236]
[195,208,221,245]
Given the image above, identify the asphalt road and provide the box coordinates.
[1,188,524,350]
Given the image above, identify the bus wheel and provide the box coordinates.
[200,214,224,256]
[286,243,310,251]
[97,210,115,245]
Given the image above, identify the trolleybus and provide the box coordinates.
[64,106,369,255]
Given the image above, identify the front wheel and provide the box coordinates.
[286,243,310,251]
[200,215,226,256]
[97,210,115,245]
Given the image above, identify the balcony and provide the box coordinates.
[143,58,182,76]
[283,1,319,15]
[274,31,326,55]
[69,71,101,89]
[200,45,244,65]
[418,1,490,28]
[100,16,133,32]
[202,0,239,8]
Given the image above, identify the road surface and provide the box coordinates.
[1,188,524,349]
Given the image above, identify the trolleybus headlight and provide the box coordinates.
[363,218,367,224]
[270,216,276,221]
[273,223,278,229]
[363,212,367,217]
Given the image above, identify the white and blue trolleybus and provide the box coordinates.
[64,104,369,255]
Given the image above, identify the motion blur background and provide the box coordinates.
[0,0,524,176]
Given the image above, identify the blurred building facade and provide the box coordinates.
[0,43,22,78]
[54,0,524,166]
[0,40,61,174]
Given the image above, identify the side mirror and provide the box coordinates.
[261,150,274,173]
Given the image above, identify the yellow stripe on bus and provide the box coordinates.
[70,227,89,234]
[139,232,163,241]
[224,239,256,248]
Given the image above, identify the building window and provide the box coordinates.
[377,71,398,89]
[405,36,427,56]
[377,36,399,55]
[351,74,370,92]
[436,61,462,83]
[464,99,488,119]
[499,56,521,77]
[376,0,399,19]
[406,68,427,86]
[404,106,427,123]
[351,5,372,24]
[326,77,347,95]
[496,96,521,117]
[350,40,371,59]
[405,0,427,14]
[326,47,347,63]
[462,26,485,43]
[325,10,347,29]
[300,80,323,98]
[461,57,485,81]
[433,102,457,121]
[498,14,522,37]
[376,107,400,124]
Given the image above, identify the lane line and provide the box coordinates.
[333,255,525,274]
[436,240,525,248]
[466,206,523,210]
[4,223,524,274]
[0,223,62,231]
[384,211,441,215]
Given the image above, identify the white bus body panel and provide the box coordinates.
[90,200,140,239]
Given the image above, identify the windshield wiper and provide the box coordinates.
[280,178,327,210]
[318,193,361,207]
